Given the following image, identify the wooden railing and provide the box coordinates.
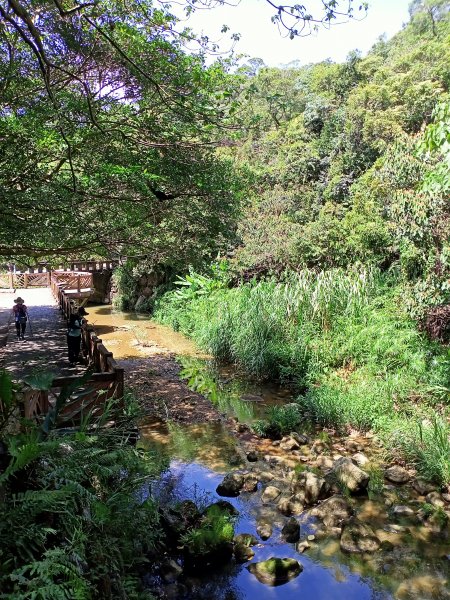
[22,327,124,426]
[0,272,51,288]
[51,271,94,298]
[22,281,124,427]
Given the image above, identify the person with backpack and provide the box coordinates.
[67,307,88,365]
[12,297,28,340]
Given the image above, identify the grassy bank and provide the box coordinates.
[154,269,450,485]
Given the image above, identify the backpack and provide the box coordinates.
[68,314,81,335]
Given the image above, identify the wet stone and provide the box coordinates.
[330,457,370,494]
[216,473,245,497]
[310,495,354,528]
[296,541,310,553]
[257,522,273,540]
[304,471,330,505]
[261,485,282,504]
[340,518,381,554]
[258,471,275,482]
[234,533,258,547]
[242,475,259,493]
[247,557,303,586]
[234,543,255,563]
[385,465,410,484]
[281,518,300,542]
[277,496,304,516]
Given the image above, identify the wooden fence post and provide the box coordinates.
[23,273,28,288]
[114,366,124,400]
[8,272,13,289]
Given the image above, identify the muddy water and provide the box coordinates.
[89,306,450,600]
[86,304,205,359]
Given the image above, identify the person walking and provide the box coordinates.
[67,307,88,365]
[11,297,28,340]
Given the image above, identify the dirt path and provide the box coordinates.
[119,356,224,424]
[0,288,83,379]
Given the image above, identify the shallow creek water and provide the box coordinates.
[88,306,450,600]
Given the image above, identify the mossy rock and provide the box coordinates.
[247,557,303,586]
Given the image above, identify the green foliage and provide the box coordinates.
[393,416,450,485]
[366,465,385,500]
[178,356,254,422]
[252,403,302,439]
[231,3,450,275]
[0,379,167,598]
[156,267,450,484]
[180,505,235,556]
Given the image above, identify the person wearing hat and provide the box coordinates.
[67,307,89,365]
[11,297,28,340]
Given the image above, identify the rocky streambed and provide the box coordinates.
[83,307,449,599]
[140,421,450,600]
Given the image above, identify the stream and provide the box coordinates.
[87,305,450,600]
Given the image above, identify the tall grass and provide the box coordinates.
[154,268,450,485]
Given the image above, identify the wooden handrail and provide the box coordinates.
[22,279,124,426]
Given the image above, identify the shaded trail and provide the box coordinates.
[0,288,83,379]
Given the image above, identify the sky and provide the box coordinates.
[175,0,412,66]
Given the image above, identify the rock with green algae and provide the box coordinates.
[234,543,255,563]
[234,533,258,547]
[247,557,303,586]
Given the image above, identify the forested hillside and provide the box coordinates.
[232,1,449,302]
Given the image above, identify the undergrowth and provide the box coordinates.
[0,375,167,599]
[154,268,450,485]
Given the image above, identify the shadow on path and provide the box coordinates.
[0,288,85,380]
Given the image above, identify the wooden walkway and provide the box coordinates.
[0,288,83,379]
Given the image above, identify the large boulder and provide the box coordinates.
[340,518,381,554]
[247,558,303,586]
[304,471,331,504]
[330,457,369,494]
[216,473,245,497]
[310,495,354,528]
